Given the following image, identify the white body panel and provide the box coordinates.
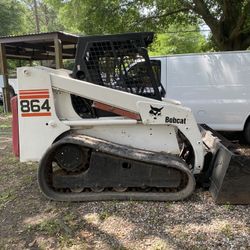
[17,68,70,162]
[152,51,250,131]
[77,125,179,154]
[17,66,204,174]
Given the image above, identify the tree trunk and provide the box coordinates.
[33,0,40,33]
[190,0,250,51]
[213,29,250,51]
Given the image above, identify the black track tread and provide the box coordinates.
[38,135,195,201]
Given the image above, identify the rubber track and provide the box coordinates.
[38,135,196,201]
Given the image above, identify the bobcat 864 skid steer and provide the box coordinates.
[12,32,250,204]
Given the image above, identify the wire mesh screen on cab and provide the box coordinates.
[72,32,165,101]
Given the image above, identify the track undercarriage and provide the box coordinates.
[38,135,195,201]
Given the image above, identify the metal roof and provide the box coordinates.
[0,31,79,60]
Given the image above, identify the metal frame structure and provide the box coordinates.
[0,32,79,112]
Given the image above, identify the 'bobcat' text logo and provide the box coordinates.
[149,105,164,119]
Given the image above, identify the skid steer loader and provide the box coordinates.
[12,32,250,204]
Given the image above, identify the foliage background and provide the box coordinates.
[1,0,250,56]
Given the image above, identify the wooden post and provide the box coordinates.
[0,43,11,113]
[54,37,63,69]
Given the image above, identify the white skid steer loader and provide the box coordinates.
[12,32,250,204]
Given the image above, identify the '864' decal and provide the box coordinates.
[19,89,51,117]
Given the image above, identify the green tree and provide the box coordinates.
[149,25,207,56]
[51,0,143,34]
[0,0,26,36]
[49,0,250,51]
[184,0,250,51]
[21,0,64,33]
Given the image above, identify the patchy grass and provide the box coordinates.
[0,190,17,209]
[151,239,170,250]
[27,218,62,236]
[1,154,18,165]
[223,202,235,211]
[24,212,89,249]
[99,211,111,222]
[0,105,4,113]
[0,111,12,127]
[219,223,234,239]
[0,124,11,129]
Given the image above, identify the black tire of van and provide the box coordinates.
[244,119,250,144]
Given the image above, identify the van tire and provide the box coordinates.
[244,120,250,144]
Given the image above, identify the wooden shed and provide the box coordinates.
[0,32,79,112]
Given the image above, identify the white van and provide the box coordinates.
[146,51,250,142]
[0,77,17,106]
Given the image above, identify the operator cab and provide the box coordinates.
[71,32,165,118]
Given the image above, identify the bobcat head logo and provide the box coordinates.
[149,105,164,119]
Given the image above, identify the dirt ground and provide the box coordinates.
[0,114,249,250]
